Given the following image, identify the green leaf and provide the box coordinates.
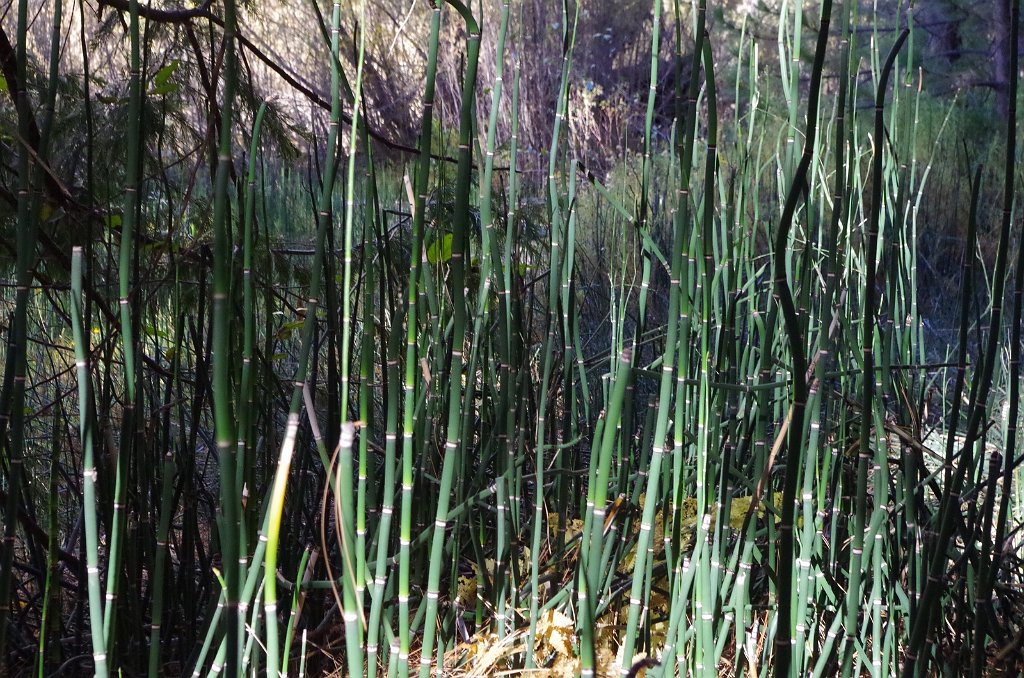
[150,60,180,96]
[0,75,7,93]
[143,325,169,340]
[151,83,178,96]
[154,60,179,87]
[275,319,305,341]
[426,233,453,264]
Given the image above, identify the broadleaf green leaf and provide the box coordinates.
[426,233,453,264]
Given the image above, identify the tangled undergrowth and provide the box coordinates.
[5,0,1024,676]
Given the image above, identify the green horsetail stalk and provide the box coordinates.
[71,248,107,677]
[418,2,480,674]
[982,11,1024,670]
[211,0,241,673]
[100,0,146,662]
[690,31,719,675]
[845,24,909,678]
[580,347,632,675]
[233,103,269,654]
[398,4,442,673]
[26,19,73,663]
[772,2,831,673]
[5,0,64,672]
[529,1,578,666]
[147,284,183,677]
[337,0,368,674]
[365,162,403,678]
[0,0,37,664]
[905,0,1017,672]
[264,0,346,672]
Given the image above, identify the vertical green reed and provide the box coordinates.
[972,4,1021,672]
[498,12,523,644]
[264,0,345,672]
[356,146,375,671]
[527,2,578,667]
[580,348,633,675]
[36,403,59,677]
[419,3,479,674]
[398,2,441,673]
[71,247,108,678]
[338,0,368,674]
[235,104,268,644]
[843,26,908,678]
[771,2,830,673]
[211,0,241,672]
[0,0,35,664]
[656,4,706,674]
[700,31,721,674]
[478,0,511,335]
[366,164,401,678]
[102,0,146,660]
[905,0,1017,672]
[147,283,181,678]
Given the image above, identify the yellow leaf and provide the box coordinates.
[456,574,477,607]
[538,608,575,658]
[518,546,531,577]
[549,653,580,677]
[596,641,618,677]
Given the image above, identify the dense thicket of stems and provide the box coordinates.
[4,1,1024,676]
[0,0,36,665]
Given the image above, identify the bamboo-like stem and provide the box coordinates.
[355,145,377,676]
[263,0,345,670]
[0,0,37,665]
[147,294,181,677]
[496,14,523,644]
[972,4,1021,672]
[365,179,403,678]
[337,0,369,674]
[771,3,831,673]
[988,41,1023,678]
[904,0,1015,672]
[211,0,241,672]
[281,548,311,672]
[70,247,108,678]
[418,3,480,674]
[580,347,633,676]
[36,405,60,677]
[528,1,578,666]
[234,104,268,647]
[848,26,909,676]
[398,5,442,673]
[103,0,146,659]
[689,30,718,675]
